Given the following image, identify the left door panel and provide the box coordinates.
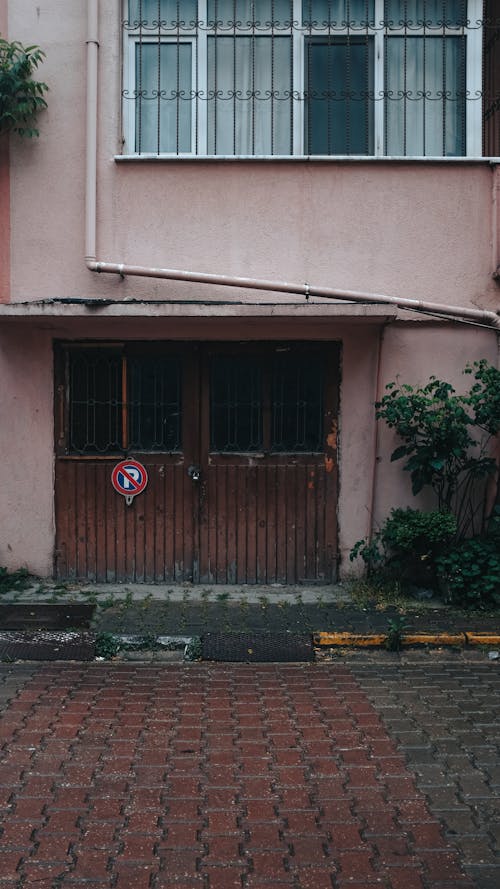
[54,343,199,582]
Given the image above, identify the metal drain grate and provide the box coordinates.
[201,632,313,662]
[0,631,95,661]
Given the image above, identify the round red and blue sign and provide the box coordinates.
[111,459,148,505]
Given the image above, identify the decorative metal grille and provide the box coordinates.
[272,351,324,451]
[122,0,497,157]
[210,356,263,451]
[69,350,122,454]
[67,348,182,455]
[209,349,325,453]
[484,0,500,156]
[129,356,182,451]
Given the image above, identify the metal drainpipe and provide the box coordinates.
[493,162,500,280]
[84,0,500,331]
[367,323,386,547]
[85,0,98,264]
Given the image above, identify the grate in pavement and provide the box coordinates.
[201,631,314,662]
[0,631,95,661]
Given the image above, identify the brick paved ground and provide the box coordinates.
[348,651,500,889]
[0,658,497,888]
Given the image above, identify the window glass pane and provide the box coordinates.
[129,357,182,451]
[210,357,262,451]
[69,352,122,454]
[303,0,375,27]
[208,0,293,27]
[128,0,198,28]
[385,36,465,155]
[272,353,324,452]
[208,36,292,154]
[306,38,373,154]
[135,42,192,153]
[384,1,467,28]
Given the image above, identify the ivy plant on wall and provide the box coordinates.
[0,37,48,137]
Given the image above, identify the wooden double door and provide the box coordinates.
[55,341,339,584]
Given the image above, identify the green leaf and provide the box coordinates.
[390,445,408,462]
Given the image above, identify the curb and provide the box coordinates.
[1,630,499,662]
[314,631,500,648]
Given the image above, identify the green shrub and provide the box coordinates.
[350,508,457,589]
[436,513,500,608]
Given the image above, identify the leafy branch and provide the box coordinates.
[376,362,500,533]
[0,37,48,138]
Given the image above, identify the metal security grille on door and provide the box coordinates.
[54,342,339,584]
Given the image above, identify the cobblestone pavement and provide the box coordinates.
[348,650,500,889]
[0,657,498,889]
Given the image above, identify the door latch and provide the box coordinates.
[188,464,201,482]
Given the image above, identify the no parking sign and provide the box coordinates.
[111,459,148,506]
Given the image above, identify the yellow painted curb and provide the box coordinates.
[314,632,387,647]
[402,633,465,646]
[466,633,500,646]
[314,631,467,648]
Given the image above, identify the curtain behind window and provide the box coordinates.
[385,36,465,156]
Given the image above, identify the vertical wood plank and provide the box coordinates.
[85,463,97,582]
[143,463,155,583]
[154,464,165,582]
[266,465,277,584]
[236,466,247,583]
[113,468,126,582]
[163,464,173,582]
[305,464,317,580]
[124,481,136,580]
[216,465,227,583]
[75,462,88,580]
[315,464,326,581]
[174,465,184,581]
[286,464,297,585]
[295,463,306,583]
[95,464,107,582]
[226,465,237,584]
[275,465,287,583]
[246,466,257,584]
[134,484,146,583]
[105,463,119,582]
[256,465,267,584]
[324,465,338,581]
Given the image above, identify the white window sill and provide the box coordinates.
[114,154,500,164]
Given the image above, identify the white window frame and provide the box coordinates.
[122,0,484,158]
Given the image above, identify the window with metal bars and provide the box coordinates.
[209,349,325,453]
[122,0,489,157]
[65,347,182,455]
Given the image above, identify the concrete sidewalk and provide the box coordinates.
[0,581,499,661]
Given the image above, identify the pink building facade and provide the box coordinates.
[0,0,499,584]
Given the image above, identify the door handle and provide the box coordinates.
[188,464,201,482]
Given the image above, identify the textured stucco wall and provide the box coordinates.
[2,1,499,579]
[6,1,499,311]
[0,2,9,303]
[0,328,54,575]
